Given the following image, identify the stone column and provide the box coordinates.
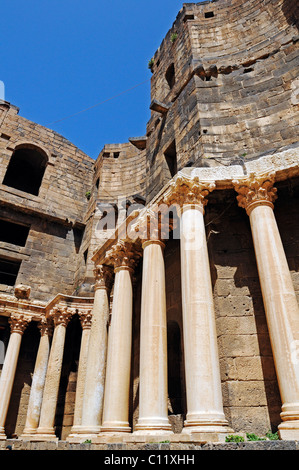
[100,241,141,434]
[164,175,230,437]
[21,318,53,439]
[135,212,172,434]
[73,266,113,439]
[234,173,299,440]
[0,314,31,440]
[68,310,92,437]
[34,307,72,440]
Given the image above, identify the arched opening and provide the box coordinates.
[3,145,48,196]
[165,63,175,90]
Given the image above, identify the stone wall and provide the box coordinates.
[0,103,94,300]
[145,0,299,200]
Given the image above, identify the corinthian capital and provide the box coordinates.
[163,174,216,209]
[130,207,174,243]
[233,172,278,215]
[94,264,114,291]
[105,240,142,271]
[50,306,72,327]
[38,317,53,337]
[9,314,31,335]
[78,310,93,329]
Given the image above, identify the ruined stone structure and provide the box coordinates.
[0,0,298,447]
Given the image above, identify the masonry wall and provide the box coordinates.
[0,103,94,301]
[145,0,299,200]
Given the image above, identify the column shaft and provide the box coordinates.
[101,266,133,433]
[79,280,111,436]
[35,311,70,439]
[0,332,23,438]
[21,322,52,437]
[180,205,228,433]
[136,240,171,433]
[0,315,30,439]
[249,204,299,438]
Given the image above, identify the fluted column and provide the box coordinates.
[21,318,53,439]
[0,314,31,439]
[164,175,230,436]
[134,211,172,434]
[76,265,113,438]
[100,240,141,434]
[234,173,299,440]
[35,307,72,440]
[68,310,92,437]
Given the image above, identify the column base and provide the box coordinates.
[135,417,173,435]
[278,421,299,440]
[100,423,131,434]
[0,427,6,440]
[32,427,58,442]
[183,413,232,436]
[66,425,101,442]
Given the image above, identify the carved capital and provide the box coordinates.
[105,240,142,272]
[50,306,72,328]
[38,317,53,337]
[163,174,216,210]
[9,314,31,335]
[78,310,93,329]
[94,264,114,290]
[233,172,278,215]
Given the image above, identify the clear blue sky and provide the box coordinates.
[0,0,198,159]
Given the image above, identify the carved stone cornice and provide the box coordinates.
[93,264,114,291]
[105,239,142,272]
[9,314,31,335]
[163,174,216,211]
[233,172,278,215]
[78,309,93,329]
[38,317,53,337]
[50,306,72,328]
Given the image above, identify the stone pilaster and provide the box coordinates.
[234,173,299,440]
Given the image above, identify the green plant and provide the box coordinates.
[265,430,279,440]
[225,434,245,442]
[170,32,178,43]
[246,433,266,441]
[83,439,91,443]
[85,190,91,200]
[148,58,154,71]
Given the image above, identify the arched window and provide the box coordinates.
[165,63,175,90]
[3,145,48,196]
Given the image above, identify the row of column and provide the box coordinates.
[0,172,298,440]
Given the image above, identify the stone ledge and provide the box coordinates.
[1,439,299,451]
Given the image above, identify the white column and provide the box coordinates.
[164,175,230,437]
[135,238,172,434]
[68,310,92,437]
[74,266,113,439]
[0,315,31,439]
[34,307,72,440]
[235,173,299,440]
[101,240,141,434]
[21,318,52,438]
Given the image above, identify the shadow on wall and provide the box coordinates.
[282,0,299,29]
